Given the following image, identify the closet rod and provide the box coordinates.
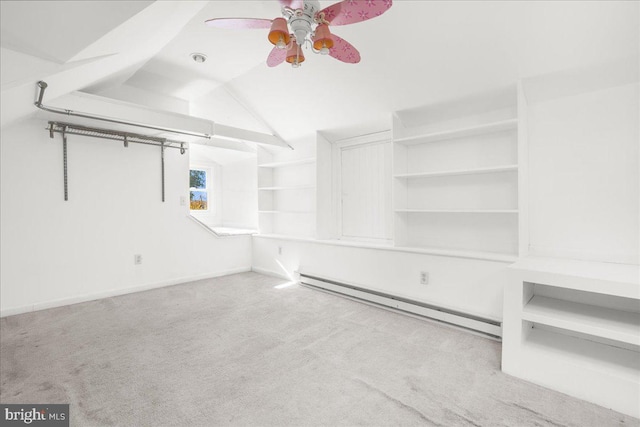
[35,81,212,140]
[47,121,188,151]
[47,121,187,203]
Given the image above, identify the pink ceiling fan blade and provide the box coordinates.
[205,18,273,29]
[320,0,393,26]
[267,47,287,67]
[278,0,304,9]
[328,34,361,63]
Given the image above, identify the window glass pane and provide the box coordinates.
[190,170,207,189]
[190,191,208,210]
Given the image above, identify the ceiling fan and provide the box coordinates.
[205,0,393,68]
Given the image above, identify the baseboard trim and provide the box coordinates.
[300,273,502,339]
[0,267,251,318]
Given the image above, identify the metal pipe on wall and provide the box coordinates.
[34,81,213,140]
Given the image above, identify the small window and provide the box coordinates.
[190,169,208,211]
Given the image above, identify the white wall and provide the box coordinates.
[252,236,508,320]
[0,116,252,316]
[527,82,639,264]
[221,158,258,229]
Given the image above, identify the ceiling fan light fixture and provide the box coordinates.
[268,18,290,48]
[205,0,393,68]
[286,42,305,67]
[312,24,334,52]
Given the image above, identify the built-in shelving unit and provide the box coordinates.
[522,295,640,345]
[392,93,520,260]
[257,143,316,237]
[503,256,640,418]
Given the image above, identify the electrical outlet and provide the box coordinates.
[278,246,282,255]
[180,195,186,206]
[134,254,142,265]
[420,271,429,285]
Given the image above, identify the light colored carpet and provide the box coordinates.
[0,272,636,427]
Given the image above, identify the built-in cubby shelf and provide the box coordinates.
[392,98,520,256]
[393,164,518,179]
[523,295,640,346]
[257,145,316,238]
[520,326,639,386]
[503,256,640,418]
[394,118,518,145]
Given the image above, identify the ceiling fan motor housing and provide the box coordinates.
[289,0,321,45]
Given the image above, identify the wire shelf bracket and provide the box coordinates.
[47,121,187,202]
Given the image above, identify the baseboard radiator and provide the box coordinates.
[299,273,502,339]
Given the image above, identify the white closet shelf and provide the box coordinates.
[258,158,316,168]
[523,296,640,346]
[394,164,518,179]
[395,119,518,145]
[258,210,315,214]
[521,327,640,380]
[395,209,518,214]
[258,185,315,191]
[509,256,639,292]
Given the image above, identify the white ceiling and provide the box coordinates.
[1,1,638,143]
[0,1,153,64]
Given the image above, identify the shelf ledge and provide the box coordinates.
[395,209,519,214]
[523,295,640,346]
[258,186,315,191]
[258,211,315,214]
[394,164,518,179]
[395,119,518,145]
[254,234,517,263]
[258,158,315,168]
[509,256,639,298]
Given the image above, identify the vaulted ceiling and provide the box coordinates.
[1,1,638,142]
